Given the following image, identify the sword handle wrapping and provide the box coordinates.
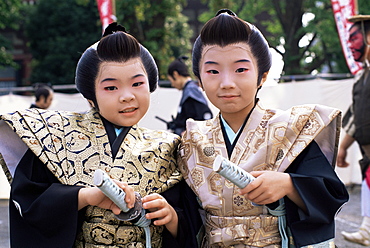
[213,155,255,188]
[94,169,130,212]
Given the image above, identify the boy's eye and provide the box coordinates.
[207,70,219,74]
[104,86,117,91]
[133,82,144,87]
[236,68,247,73]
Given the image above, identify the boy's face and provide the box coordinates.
[199,43,262,121]
[94,58,150,127]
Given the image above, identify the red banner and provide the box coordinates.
[96,0,116,32]
[331,0,361,75]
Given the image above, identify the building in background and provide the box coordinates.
[0,0,34,93]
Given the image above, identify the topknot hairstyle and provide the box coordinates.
[167,55,190,78]
[192,9,272,86]
[33,83,53,102]
[75,23,158,107]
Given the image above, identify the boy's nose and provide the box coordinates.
[119,91,134,102]
[220,74,236,88]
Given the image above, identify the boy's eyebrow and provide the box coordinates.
[204,59,251,65]
[101,78,115,83]
[100,74,145,83]
[204,61,218,65]
[236,59,251,63]
[132,74,145,79]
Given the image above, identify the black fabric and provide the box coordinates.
[220,118,233,158]
[29,104,39,109]
[111,127,131,159]
[220,104,254,159]
[172,81,212,135]
[284,141,349,247]
[10,149,84,248]
[162,180,201,248]
[359,155,370,179]
[352,70,370,145]
[101,117,131,159]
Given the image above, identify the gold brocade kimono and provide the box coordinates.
[178,101,341,248]
[0,108,182,248]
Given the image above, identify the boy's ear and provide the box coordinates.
[197,77,204,90]
[259,71,269,87]
[88,100,95,108]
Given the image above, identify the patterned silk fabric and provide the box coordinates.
[1,108,182,247]
[178,101,341,247]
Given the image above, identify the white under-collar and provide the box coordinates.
[220,115,239,144]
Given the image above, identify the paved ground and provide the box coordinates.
[0,199,9,248]
[0,184,365,248]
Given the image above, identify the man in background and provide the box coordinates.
[166,56,213,135]
[30,84,54,109]
[337,15,370,246]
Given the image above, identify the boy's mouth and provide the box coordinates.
[119,108,137,113]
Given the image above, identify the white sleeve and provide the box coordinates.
[0,120,28,178]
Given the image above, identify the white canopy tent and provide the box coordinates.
[0,77,362,198]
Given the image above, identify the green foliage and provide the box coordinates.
[200,0,369,76]
[0,45,15,67]
[0,0,22,29]
[358,0,370,15]
[0,0,22,68]
[26,0,101,85]
[15,0,370,84]
[115,0,193,79]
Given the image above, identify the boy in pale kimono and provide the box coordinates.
[178,9,349,248]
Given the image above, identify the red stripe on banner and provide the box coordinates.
[331,0,362,75]
[96,0,115,31]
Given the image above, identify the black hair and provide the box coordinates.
[350,20,370,43]
[167,56,190,78]
[75,24,158,107]
[192,9,272,86]
[33,83,53,103]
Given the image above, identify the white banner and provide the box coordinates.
[96,0,116,31]
[331,0,362,75]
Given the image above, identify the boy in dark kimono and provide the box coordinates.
[0,23,194,248]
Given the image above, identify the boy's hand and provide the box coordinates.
[239,171,292,205]
[239,171,306,211]
[78,180,135,214]
[142,193,178,237]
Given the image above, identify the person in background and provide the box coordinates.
[178,9,348,247]
[167,56,213,135]
[0,23,193,248]
[337,14,370,246]
[30,83,54,109]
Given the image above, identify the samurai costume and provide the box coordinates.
[171,80,213,135]
[342,68,370,186]
[0,108,192,248]
[178,100,349,247]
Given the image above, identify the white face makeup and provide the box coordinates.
[94,58,150,127]
[199,43,265,127]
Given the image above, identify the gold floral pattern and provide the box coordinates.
[178,101,341,247]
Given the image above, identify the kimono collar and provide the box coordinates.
[220,115,238,144]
